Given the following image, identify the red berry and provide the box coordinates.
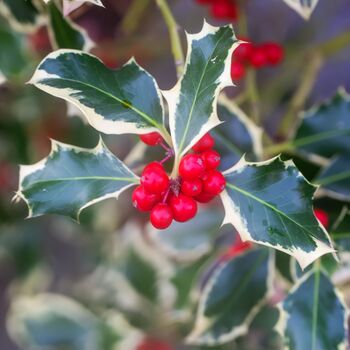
[194,192,216,203]
[233,41,254,63]
[143,161,164,173]
[202,150,221,170]
[140,132,163,146]
[249,46,268,69]
[141,167,169,194]
[192,133,215,152]
[222,237,253,261]
[230,61,245,81]
[202,170,226,195]
[137,338,173,350]
[132,185,160,212]
[179,154,205,180]
[314,209,329,229]
[170,194,198,222]
[263,42,284,66]
[210,0,238,20]
[150,203,173,229]
[196,0,215,3]
[181,179,203,197]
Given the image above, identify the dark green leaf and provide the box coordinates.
[277,269,347,350]
[331,207,350,251]
[17,138,138,220]
[221,157,334,268]
[187,249,272,345]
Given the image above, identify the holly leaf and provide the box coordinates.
[29,50,169,141]
[276,269,348,350]
[165,22,238,158]
[294,90,350,160]
[7,294,102,350]
[0,0,43,33]
[331,207,350,252]
[282,0,319,20]
[43,0,104,16]
[16,138,138,220]
[221,157,335,269]
[187,248,273,346]
[316,155,350,202]
[47,2,94,51]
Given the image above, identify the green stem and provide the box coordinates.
[246,68,260,124]
[121,0,150,35]
[155,0,185,77]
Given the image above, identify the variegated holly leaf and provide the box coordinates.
[214,96,263,170]
[16,138,138,220]
[282,0,319,20]
[276,269,348,350]
[0,0,44,33]
[7,294,102,350]
[316,155,350,202]
[29,50,170,142]
[331,207,350,252]
[294,90,350,160]
[165,22,238,159]
[43,0,104,16]
[221,157,335,269]
[47,2,93,51]
[187,248,272,346]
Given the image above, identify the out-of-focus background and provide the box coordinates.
[1,0,350,349]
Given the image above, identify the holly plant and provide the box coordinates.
[3,0,350,349]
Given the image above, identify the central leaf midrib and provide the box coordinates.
[311,269,320,350]
[316,171,350,185]
[177,29,229,154]
[42,76,160,129]
[226,182,320,240]
[295,128,350,148]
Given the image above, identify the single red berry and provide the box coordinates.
[192,133,215,152]
[202,170,226,195]
[170,194,198,222]
[194,192,216,203]
[132,185,160,212]
[314,209,329,229]
[249,45,268,69]
[179,154,205,180]
[233,41,254,63]
[262,42,284,65]
[221,237,253,261]
[210,0,238,20]
[143,161,164,173]
[202,149,221,170]
[141,167,169,194]
[140,132,163,146]
[181,178,203,197]
[137,337,173,350]
[196,0,215,3]
[230,61,245,81]
[150,203,173,229]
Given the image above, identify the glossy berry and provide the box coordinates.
[143,161,164,173]
[192,133,215,152]
[263,42,284,65]
[132,185,160,212]
[231,61,245,81]
[140,132,163,146]
[137,337,173,350]
[233,41,254,63]
[181,178,203,197]
[150,203,173,229]
[179,154,205,180]
[202,170,226,195]
[250,46,268,69]
[202,149,221,170]
[141,167,169,194]
[210,0,238,20]
[314,208,329,229]
[194,192,215,203]
[170,194,198,222]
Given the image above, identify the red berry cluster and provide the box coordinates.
[196,0,238,21]
[231,40,284,81]
[134,133,226,230]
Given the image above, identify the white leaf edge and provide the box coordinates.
[15,137,138,220]
[186,248,275,346]
[28,49,168,141]
[220,156,336,269]
[282,0,319,20]
[163,20,240,158]
[275,268,349,350]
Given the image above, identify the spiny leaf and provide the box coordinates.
[276,269,348,350]
[17,138,138,220]
[221,157,335,269]
[282,0,319,20]
[29,50,169,142]
[187,248,272,346]
[165,22,238,158]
